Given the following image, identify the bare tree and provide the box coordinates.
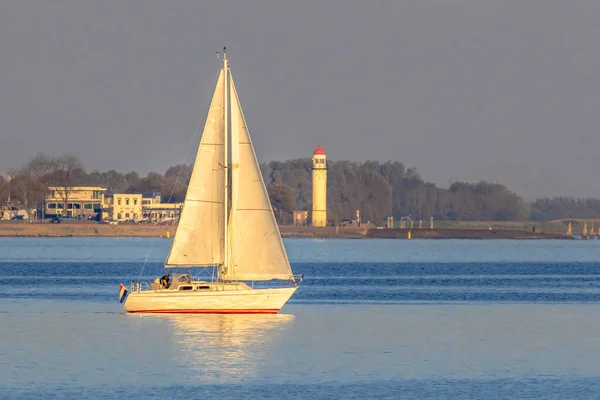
[0,175,6,204]
[133,172,165,198]
[162,164,193,203]
[267,178,296,224]
[48,154,86,217]
[16,153,55,220]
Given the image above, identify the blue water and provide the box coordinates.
[1,238,600,399]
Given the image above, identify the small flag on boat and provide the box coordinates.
[119,283,128,303]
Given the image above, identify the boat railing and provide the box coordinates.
[130,281,151,293]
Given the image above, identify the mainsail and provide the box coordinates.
[166,70,225,267]
[226,76,294,281]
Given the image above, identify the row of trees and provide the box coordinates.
[529,197,600,221]
[2,153,600,223]
[262,160,529,224]
[0,154,193,215]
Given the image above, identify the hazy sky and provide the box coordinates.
[1,1,599,198]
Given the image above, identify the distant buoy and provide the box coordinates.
[165,231,171,239]
[408,231,412,239]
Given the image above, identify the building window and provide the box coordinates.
[117,213,122,220]
[125,213,130,218]
[126,198,130,206]
[118,198,121,206]
[134,198,137,206]
[92,191,100,200]
[84,203,93,210]
[48,203,56,209]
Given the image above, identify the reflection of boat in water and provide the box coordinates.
[122,48,301,314]
[138,313,295,382]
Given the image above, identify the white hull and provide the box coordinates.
[124,285,298,314]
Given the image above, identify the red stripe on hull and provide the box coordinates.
[126,309,280,314]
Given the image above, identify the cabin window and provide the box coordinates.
[196,286,210,290]
[179,286,193,291]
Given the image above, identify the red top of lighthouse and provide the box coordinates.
[313,144,326,156]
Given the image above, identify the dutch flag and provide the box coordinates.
[119,283,129,303]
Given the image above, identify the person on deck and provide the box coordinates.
[160,273,171,289]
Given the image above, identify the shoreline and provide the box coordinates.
[0,222,567,239]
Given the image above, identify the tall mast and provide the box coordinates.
[222,47,229,275]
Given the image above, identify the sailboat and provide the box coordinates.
[121,48,301,314]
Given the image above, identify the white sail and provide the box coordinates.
[166,70,225,267]
[226,76,293,281]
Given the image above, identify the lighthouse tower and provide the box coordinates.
[312,144,327,227]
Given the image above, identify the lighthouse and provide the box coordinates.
[312,144,327,227]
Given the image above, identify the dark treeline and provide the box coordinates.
[262,159,528,224]
[2,153,600,223]
[529,197,600,221]
[262,159,600,224]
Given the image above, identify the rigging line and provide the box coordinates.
[165,126,200,205]
[160,90,210,268]
[138,244,153,283]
